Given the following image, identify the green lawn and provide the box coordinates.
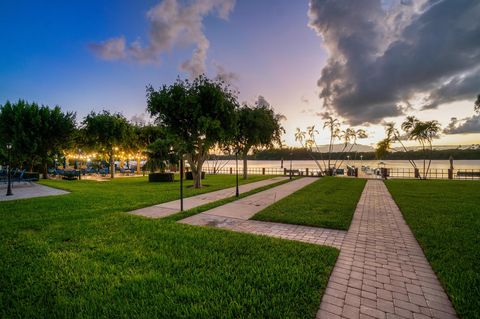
[0,175,338,318]
[386,180,480,319]
[252,177,367,230]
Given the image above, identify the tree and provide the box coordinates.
[0,100,75,175]
[406,119,441,179]
[323,116,340,174]
[82,111,132,178]
[295,126,326,173]
[132,124,165,173]
[36,106,76,178]
[144,136,179,173]
[475,94,480,113]
[146,75,238,188]
[377,118,441,179]
[236,98,284,179]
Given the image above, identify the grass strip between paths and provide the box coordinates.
[386,179,480,319]
[164,177,296,222]
[252,177,367,230]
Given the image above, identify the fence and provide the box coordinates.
[204,166,480,180]
[380,168,480,180]
[203,167,323,177]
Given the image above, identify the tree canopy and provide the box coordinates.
[0,100,76,176]
[236,98,284,179]
[146,75,239,188]
[81,111,132,178]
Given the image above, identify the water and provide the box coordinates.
[204,159,480,170]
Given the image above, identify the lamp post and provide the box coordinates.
[235,150,239,197]
[289,152,293,180]
[6,143,13,196]
[180,155,184,211]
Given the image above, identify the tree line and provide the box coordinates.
[0,76,284,188]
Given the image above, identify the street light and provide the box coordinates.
[235,150,239,197]
[6,143,13,196]
[180,155,184,211]
[289,152,293,180]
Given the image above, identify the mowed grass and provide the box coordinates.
[252,177,366,230]
[0,175,339,318]
[386,180,480,319]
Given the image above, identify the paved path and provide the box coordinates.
[179,178,346,249]
[0,182,69,201]
[129,176,288,218]
[317,180,457,319]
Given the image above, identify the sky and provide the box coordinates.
[1,0,479,148]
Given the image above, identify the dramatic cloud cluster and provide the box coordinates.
[444,115,480,134]
[90,0,235,77]
[308,0,480,126]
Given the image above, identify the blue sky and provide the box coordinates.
[1,0,479,146]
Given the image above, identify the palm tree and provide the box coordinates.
[295,127,325,173]
[386,122,418,171]
[409,120,441,178]
[323,117,340,174]
[334,128,356,169]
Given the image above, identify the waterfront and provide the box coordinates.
[205,159,480,170]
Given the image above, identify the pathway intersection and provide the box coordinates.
[179,179,458,319]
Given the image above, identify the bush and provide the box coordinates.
[23,172,40,181]
[185,171,205,180]
[149,172,174,182]
[62,170,79,181]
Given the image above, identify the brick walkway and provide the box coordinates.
[129,176,288,218]
[317,180,457,319]
[227,220,345,249]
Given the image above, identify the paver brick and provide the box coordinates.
[317,181,457,319]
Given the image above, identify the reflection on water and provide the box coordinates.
[204,159,480,170]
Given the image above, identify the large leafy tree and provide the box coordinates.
[82,111,132,178]
[236,98,284,179]
[0,100,75,175]
[146,75,238,188]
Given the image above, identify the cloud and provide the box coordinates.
[213,62,239,84]
[308,0,480,125]
[444,115,480,134]
[90,0,236,77]
[89,37,126,60]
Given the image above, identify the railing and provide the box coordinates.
[380,168,480,180]
[203,167,324,176]
[205,166,480,180]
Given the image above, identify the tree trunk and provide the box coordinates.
[136,156,141,174]
[43,162,48,179]
[110,151,115,179]
[242,152,248,180]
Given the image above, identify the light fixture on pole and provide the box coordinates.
[6,143,13,196]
